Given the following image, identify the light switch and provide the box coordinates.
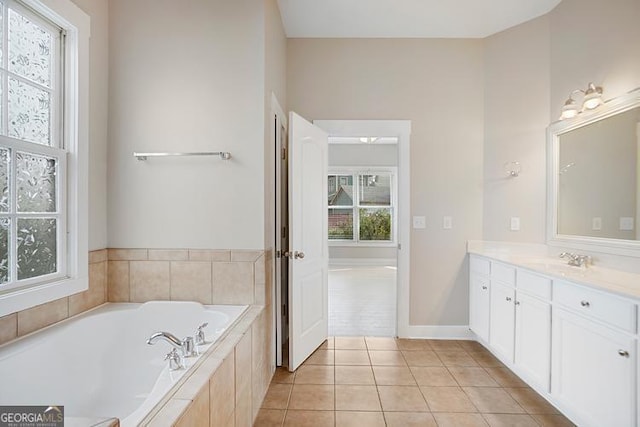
[413,216,426,229]
[510,217,520,231]
[592,217,602,231]
[443,216,453,229]
[620,217,634,231]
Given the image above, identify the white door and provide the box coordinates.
[489,281,516,363]
[514,293,551,391]
[288,112,329,371]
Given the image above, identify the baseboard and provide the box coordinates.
[329,258,397,267]
[399,325,474,339]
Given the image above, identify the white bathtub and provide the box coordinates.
[0,301,247,426]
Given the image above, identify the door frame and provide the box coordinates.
[313,120,412,337]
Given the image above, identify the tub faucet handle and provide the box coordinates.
[195,323,209,345]
[165,348,183,371]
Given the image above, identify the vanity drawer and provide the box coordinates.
[491,262,516,286]
[470,256,490,276]
[553,280,636,333]
[517,270,551,300]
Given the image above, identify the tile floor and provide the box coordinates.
[329,266,396,336]
[254,337,575,427]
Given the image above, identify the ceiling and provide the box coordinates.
[277,0,562,39]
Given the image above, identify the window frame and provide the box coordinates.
[328,166,397,247]
[0,0,89,316]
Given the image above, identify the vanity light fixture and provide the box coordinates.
[559,82,604,120]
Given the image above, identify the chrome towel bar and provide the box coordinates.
[133,151,231,161]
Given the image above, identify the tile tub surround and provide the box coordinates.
[0,249,108,346]
[107,249,267,306]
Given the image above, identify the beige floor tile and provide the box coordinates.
[335,366,376,385]
[420,386,478,412]
[396,339,432,351]
[448,367,500,387]
[294,365,334,384]
[320,337,335,349]
[438,351,480,367]
[335,336,367,349]
[288,384,335,410]
[428,340,464,351]
[335,385,382,411]
[365,336,398,350]
[402,351,443,367]
[335,350,371,365]
[463,387,526,414]
[467,351,505,368]
[410,367,458,386]
[254,409,285,427]
[272,367,295,384]
[483,413,539,427]
[261,384,292,409]
[485,367,528,388]
[372,366,416,386]
[336,411,385,427]
[433,413,489,427]
[458,340,488,352]
[505,388,560,414]
[377,386,429,412]
[284,410,334,427]
[530,414,576,426]
[305,349,335,365]
[384,412,437,427]
[369,350,407,366]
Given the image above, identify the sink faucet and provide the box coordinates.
[147,331,197,357]
[559,252,592,267]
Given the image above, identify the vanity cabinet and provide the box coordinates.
[469,256,491,343]
[489,280,515,362]
[514,291,551,391]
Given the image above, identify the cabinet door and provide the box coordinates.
[552,308,636,427]
[489,281,515,363]
[515,293,551,391]
[469,274,490,343]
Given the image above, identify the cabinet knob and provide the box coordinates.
[515,301,521,306]
[481,286,488,290]
[506,297,512,302]
[618,350,630,357]
[580,301,590,308]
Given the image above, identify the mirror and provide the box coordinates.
[547,88,640,254]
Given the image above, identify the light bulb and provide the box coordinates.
[582,83,603,110]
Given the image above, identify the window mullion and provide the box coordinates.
[9,148,16,283]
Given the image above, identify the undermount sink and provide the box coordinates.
[514,257,591,277]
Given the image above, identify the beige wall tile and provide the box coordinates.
[235,332,253,403]
[212,262,254,304]
[108,248,148,261]
[108,261,130,302]
[170,261,213,304]
[254,255,266,305]
[147,398,190,427]
[176,385,209,427]
[130,261,170,302]
[210,355,235,427]
[231,250,263,262]
[189,250,231,262]
[0,314,17,345]
[89,249,108,264]
[17,298,68,336]
[69,261,107,316]
[149,249,189,261]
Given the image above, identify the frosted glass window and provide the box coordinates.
[16,152,56,213]
[0,148,8,212]
[0,218,8,284]
[8,9,52,87]
[17,218,56,280]
[8,77,51,145]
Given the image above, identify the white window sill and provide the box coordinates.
[329,241,397,248]
[0,275,88,316]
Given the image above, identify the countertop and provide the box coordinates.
[468,241,640,300]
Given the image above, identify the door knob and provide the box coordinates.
[294,251,305,259]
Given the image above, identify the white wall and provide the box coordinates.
[288,39,485,326]
[108,0,266,250]
[70,0,109,250]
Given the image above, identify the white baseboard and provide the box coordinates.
[399,325,474,339]
[329,258,397,267]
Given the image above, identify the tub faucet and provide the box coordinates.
[559,252,592,267]
[147,332,197,357]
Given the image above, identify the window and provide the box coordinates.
[0,0,89,315]
[328,168,396,244]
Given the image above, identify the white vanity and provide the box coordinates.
[468,242,640,427]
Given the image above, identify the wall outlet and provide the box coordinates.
[592,217,602,231]
[413,216,426,229]
[620,217,634,231]
[443,216,453,229]
[510,217,520,231]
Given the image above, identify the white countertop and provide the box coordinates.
[468,241,640,300]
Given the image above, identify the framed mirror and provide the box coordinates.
[547,88,640,256]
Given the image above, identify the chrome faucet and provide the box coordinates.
[195,323,209,345]
[559,252,592,267]
[147,331,197,357]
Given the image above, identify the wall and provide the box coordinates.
[108,0,266,250]
[288,39,485,326]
